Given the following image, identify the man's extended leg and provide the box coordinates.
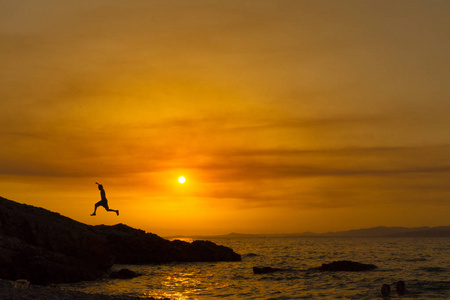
[106,208,119,216]
[91,202,101,216]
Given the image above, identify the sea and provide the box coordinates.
[60,237,450,299]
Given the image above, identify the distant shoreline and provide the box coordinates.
[165,225,450,239]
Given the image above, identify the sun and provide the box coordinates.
[178,176,186,184]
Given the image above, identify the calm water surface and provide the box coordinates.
[61,238,450,299]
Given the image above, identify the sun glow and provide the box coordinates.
[178,176,186,184]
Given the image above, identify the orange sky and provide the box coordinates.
[1,0,449,236]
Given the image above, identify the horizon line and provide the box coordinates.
[163,224,450,238]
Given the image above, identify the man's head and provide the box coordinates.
[96,182,103,190]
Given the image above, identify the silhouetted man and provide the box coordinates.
[91,182,119,216]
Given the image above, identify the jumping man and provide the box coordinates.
[91,182,119,216]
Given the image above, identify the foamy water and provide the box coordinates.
[61,238,450,299]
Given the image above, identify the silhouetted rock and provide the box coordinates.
[0,197,112,285]
[0,283,167,299]
[0,196,241,285]
[318,260,377,272]
[109,269,139,279]
[243,253,259,258]
[95,224,241,264]
[253,267,281,274]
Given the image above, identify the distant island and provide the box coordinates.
[166,225,450,239]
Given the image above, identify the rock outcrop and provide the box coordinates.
[109,269,140,279]
[0,196,241,285]
[95,224,241,264]
[318,260,377,272]
[253,267,281,274]
[0,197,112,285]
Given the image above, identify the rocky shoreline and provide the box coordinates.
[0,196,241,285]
[0,284,168,300]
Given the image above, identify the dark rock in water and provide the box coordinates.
[109,269,139,279]
[243,253,259,258]
[253,266,281,274]
[189,240,242,262]
[318,260,377,272]
[0,196,241,285]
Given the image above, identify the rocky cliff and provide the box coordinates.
[0,197,241,285]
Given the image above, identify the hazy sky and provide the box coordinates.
[1,0,449,236]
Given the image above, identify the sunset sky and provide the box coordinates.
[1,0,449,236]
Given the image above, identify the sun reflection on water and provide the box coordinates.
[159,271,205,298]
